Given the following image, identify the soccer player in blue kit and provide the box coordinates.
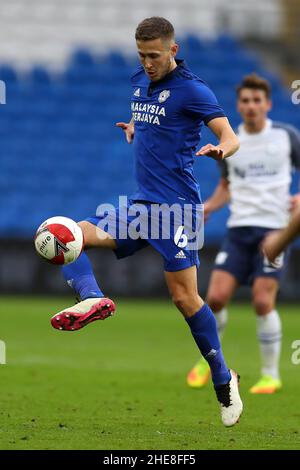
[50,17,243,426]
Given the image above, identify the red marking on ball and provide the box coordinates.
[47,223,75,243]
[50,251,66,265]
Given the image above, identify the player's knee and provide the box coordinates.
[77,221,93,248]
[172,293,189,314]
[78,220,117,250]
[172,290,199,316]
[253,295,273,316]
[206,293,227,314]
[78,221,89,236]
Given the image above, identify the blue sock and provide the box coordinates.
[185,304,231,387]
[62,252,104,301]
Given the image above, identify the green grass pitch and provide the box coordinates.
[0,296,299,450]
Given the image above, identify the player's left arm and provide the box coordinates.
[263,206,300,263]
[263,125,300,262]
[287,124,300,210]
[196,117,240,160]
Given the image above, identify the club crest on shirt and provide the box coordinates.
[158,90,170,103]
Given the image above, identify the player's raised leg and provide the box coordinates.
[51,221,117,331]
[165,266,243,426]
[250,277,282,393]
[187,270,238,388]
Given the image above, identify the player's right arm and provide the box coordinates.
[204,177,230,221]
[263,206,300,262]
[116,117,135,143]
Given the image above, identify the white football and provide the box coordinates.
[34,216,84,265]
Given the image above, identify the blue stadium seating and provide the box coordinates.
[0,35,299,242]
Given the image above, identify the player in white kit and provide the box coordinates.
[187,73,300,393]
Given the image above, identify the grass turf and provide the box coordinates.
[0,296,299,450]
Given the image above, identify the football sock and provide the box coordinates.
[186,304,231,386]
[257,310,282,379]
[62,252,104,301]
[215,308,228,341]
[196,308,228,363]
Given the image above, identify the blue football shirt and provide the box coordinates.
[130,59,225,205]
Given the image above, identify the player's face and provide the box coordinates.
[237,89,272,126]
[136,38,178,82]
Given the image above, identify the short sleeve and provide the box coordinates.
[287,125,300,169]
[183,81,226,125]
[273,122,300,168]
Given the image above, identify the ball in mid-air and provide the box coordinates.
[34,216,84,265]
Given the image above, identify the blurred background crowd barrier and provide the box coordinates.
[0,0,299,298]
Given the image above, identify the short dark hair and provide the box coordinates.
[236,73,272,99]
[135,17,175,42]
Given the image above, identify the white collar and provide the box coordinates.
[239,119,272,137]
